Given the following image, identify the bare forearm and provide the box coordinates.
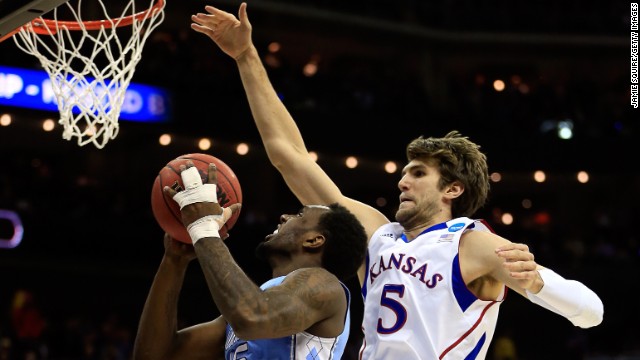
[194,237,265,332]
[133,257,189,360]
[234,45,345,207]
[235,45,306,156]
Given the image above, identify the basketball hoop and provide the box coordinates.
[11,0,166,148]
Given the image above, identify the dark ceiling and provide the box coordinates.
[1,0,634,166]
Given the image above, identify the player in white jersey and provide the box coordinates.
[190,3,604,359]
[133,163,367,360]
[362,218,500,359]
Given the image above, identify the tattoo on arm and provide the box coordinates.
[194,238,341,337]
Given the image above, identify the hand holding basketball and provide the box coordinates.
[151,153,242,244]
[163,161,242,242]
[163,233,197,264]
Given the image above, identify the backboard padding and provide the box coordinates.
[0,0,70,39]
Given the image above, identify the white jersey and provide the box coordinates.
[225,275,351,360]
[360,217,505,360]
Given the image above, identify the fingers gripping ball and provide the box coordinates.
[151,153,242,243]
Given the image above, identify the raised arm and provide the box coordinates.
[133,234,226,360]
[163,163,347,339]
[190,3,389,246]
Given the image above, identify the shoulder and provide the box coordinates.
[283,267,344,291]
[281,268,348,303]
[284,269,350,338]
[459,225,512,278]
[371,222,404,238]
[461,227,508,253]
[277,268,348,320]
[470,218,496,233]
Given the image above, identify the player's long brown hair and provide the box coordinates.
[406,130,490,218]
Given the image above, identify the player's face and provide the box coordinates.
[255,205,328,261]
[395,159,445,228]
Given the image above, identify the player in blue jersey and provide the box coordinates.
[133,162,367,360]
[191,3,604,359]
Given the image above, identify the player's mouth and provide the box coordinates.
[399,195,414,208]
[264,226,279,241]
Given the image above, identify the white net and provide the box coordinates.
[12,0,166,149]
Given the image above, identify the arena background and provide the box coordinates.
[0,1,637,359]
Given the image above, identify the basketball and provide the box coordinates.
[151,153,242,243]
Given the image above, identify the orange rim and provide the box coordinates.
[26,0,165,34]
[0,28,21,43]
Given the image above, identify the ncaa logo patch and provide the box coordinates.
[448,223,465,232]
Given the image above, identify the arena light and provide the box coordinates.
[0,113,11,126]
[557,120,574,139]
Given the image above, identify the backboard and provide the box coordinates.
[0,0,70,42]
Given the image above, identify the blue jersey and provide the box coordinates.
[224,275,351,360]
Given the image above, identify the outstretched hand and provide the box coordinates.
[191,2,253,60]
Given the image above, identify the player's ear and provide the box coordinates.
[444,180,464,200]
[303,233,325,250]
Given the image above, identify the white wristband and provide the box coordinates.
[526,268,603,328]
[186,215,221,244]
